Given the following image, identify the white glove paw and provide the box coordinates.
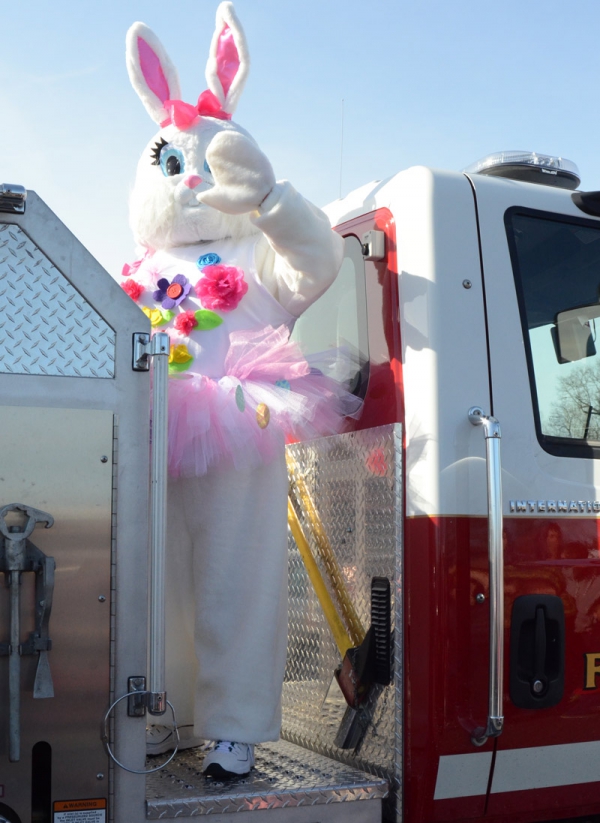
[198,131,276,215]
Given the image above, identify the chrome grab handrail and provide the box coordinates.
[148,333,169,715]
[105,331,173,775]
[468,406,504,746]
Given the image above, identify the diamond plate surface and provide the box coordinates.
[283,425,403,822]
[145,739,388,818]
[0,223,115,377]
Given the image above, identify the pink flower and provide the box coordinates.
[195,264,248,312]
[122,279,144,301]
[174,310,198,335]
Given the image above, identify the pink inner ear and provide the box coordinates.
[216,24,240,97]
[138,36,171,103]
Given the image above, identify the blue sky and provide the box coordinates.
[2,0,599,277]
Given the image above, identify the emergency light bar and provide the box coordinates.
[464,151,580,190]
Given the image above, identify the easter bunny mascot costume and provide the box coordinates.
[123,2,349,778]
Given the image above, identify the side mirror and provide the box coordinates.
[553,305,600,363]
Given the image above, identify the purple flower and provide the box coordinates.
[153,274,191,309]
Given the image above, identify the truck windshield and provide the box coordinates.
[507,208,600,455]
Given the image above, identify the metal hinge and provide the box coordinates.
[0,184,27,215]
[132,332,169,371]
[127,676,147,717]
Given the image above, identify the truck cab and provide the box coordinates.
[295,151,600,822]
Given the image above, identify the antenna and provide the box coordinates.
[339,98,344,200]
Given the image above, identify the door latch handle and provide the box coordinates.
[510,595,564,709]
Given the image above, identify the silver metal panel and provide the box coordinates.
[0,223,115,377]
[283,425,403,822]
[0,193,152,823]
[0,406,113,820]
[146,739,388,819]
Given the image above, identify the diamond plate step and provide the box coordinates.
[146,739,388,819]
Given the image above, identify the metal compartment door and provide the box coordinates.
[0,191,151,823]
[0,406,113,822]
[470,173,600,820]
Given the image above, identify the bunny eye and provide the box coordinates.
[159,146,185,177]
[203,160,212,175]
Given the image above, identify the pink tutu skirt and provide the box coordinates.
[165,325,362,478]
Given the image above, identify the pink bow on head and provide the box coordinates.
[160,90,232,130]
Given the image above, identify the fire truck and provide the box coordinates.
[1,149,600,823]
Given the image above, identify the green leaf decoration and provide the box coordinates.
[235,384,245,412]
[152,309,174,327]
[168,360,193,374]
[195,309,223,330]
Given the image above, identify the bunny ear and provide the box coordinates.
[126,22,182,124]
[205,2,250,117]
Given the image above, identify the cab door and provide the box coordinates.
[470,173,600,820]
[392,167,495,823]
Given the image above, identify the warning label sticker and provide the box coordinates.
[53,798,106,823]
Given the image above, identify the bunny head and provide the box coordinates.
[126,2,256,251]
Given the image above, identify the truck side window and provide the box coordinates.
[506,208,600,455]
[291,234,369,399]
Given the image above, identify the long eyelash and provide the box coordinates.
[150,138,168,166]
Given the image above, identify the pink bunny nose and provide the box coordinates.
[184,175,202,189]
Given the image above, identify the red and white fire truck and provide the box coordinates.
[1,149,600,823]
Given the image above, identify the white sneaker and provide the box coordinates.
[146,724,207,756]
[202,741,255,778]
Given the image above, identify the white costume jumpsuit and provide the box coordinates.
[126,181,344,743]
